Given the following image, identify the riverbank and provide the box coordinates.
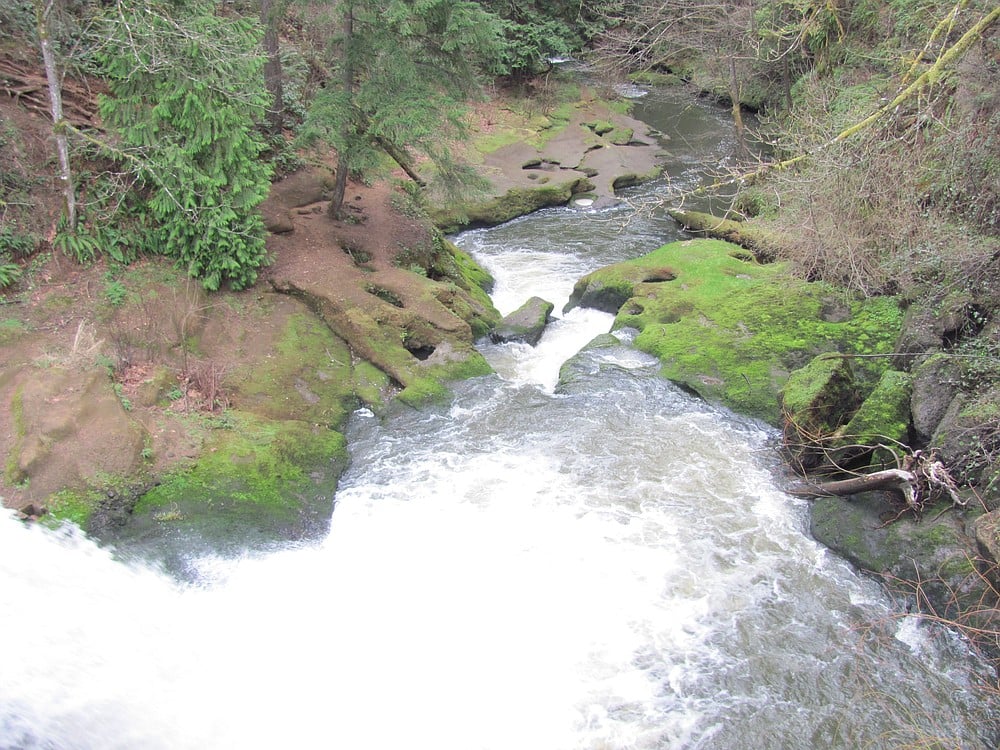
[0,79,665,539]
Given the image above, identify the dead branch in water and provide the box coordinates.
[789,449,964,519]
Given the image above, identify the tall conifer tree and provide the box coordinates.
[303,0,504,218]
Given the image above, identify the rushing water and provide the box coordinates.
[2,90,998,749]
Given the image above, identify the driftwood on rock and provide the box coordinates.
[789,450,964,518]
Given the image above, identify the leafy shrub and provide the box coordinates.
[0,263,21,289]
[0,226,37,259]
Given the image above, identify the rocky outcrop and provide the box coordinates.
[3,366,147,501]
[432,94,664,231]
[491,296,554,346]
[567,238,902,425]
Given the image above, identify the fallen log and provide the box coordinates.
[789,468,916,497]
[788,450,964,518]
[666,208,778,260]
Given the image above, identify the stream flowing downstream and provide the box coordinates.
[2,89,998,749]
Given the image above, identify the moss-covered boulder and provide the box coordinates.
[910,352,963,442]
[780,356,858,437]
[779,355,859,470]
[932,387,1000,499]
[434,180,593,232]
[98,413,349,574]
[810,494,987,621]
[491,296,554,346]
[836,369,912,447]
[972,510,1000,581]
[555,333,626,392]
[568,239,903,425]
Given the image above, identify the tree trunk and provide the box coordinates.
[373,136,426,188]
[788,451,964,518]
[781,52,793,111]
[328,2,354,219]
[727,54,749,159]
[788,469,917,498]
[260,0,284,134]
[34,0,76,229]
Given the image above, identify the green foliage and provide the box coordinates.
[52,218,100,264]
[479,0,610,80]
[302,0,505,212]
[104,278,128,307]
[0,225,37,260]
[0,259,23,289]
[95,0,272,290]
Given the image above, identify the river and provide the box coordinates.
[1,89,997,749]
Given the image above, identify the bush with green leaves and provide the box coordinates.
[95,0,272,291]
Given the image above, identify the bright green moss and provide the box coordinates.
[838,369,912,446]
[134,413,347,515]
[230,312,357,428]
[590,239,902,424]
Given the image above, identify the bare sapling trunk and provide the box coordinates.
[728,54,749,159]
[34,0,76,229]
[328,2,354,219]
[260,0,284,133]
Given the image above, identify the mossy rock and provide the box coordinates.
[569,239,902,425]
[910,352,962,441]
[555,333,625,392]
[779,355,859,470]
[780,355,858,435]
[836,369,912,448]
[491,296,554,346]
[584,120,615,136]
[932,386,1000,496]
[228,312,358,428]
[810,495,986,620]
[433,180,592,232]
[397,350,493,407]
[106,413,348,572]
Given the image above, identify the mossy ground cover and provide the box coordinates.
[227,311,358,427]
[598,239,902,424]
[131,412,347,522]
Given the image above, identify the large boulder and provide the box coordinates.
[837,369,912,447]
[779,355,859,470]
[931,387,1000,503]
[491,296,554,346]
[810,494,989,622]
[973,510,1000,581]
[910,352,963,442]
